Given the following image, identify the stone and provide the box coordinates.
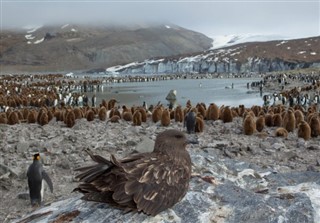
[15,142,29,153]
[14,150,320,223]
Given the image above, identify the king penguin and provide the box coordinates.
[27,153,53,206]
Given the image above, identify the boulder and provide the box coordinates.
[15,150,320,223]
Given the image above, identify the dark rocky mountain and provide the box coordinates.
[107,36,320,75]
[0,24,212,72]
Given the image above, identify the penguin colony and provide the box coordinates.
[1,73,320,142]
[1,94,320,141]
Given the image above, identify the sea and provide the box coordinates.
[85,77,268,108]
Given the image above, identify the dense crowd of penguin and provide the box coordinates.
[1,73,320,141]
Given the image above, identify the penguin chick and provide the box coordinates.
[27,153,53,206]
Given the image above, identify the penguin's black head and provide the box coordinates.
[33,153,40,161]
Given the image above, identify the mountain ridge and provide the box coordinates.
[0,23,213,73]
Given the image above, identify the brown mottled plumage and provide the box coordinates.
[74,129,191,216]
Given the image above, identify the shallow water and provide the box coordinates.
[87,78,267,108]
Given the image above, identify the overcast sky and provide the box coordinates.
[1,0,319,38]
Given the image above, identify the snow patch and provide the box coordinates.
[298,51,306,54]
[310,52,317,55]
[276,41,288,46]
[27,26,42,33]
[165,25,171,29]
[287,47,291,50]
[71,28,77,32]
[211,34,286,50]
[34,38,44,44]
[61,24,69,29]
[25,34,35,40]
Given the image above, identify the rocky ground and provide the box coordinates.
[1,112,320,222]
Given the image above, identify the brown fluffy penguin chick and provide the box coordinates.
[264,113,274,127]
[22,108,29,120]
[283,110,296,132]
[74,129,191,216]
[86,110,95,122]
[275,127,288,138]
[73,107,83,119]
[107,99,117,110]
[39,111,49,126]
[272,113,283,127]
[109,115,121,123]
[309,115,320,137]
[98,106,107,121]
[122,111,133,122]
[294,110,305,127]
[0,113,8,124]
[47,109,54,122]
[109,108,121,119]
[196,103,206,119]
[132,110,142,126]
[65,110,76,128]
[243,115,256,135]
[152,106,163,123]
[206,103,219,121]
[256,115,265,132]
[221,106,233,123]
[8,111,20,125]
[161,109,171,126]
[195,116,204,133]
[174,105,184,123]
[297,120,311,140]
[138,107,147,122]
[28,110,38,124]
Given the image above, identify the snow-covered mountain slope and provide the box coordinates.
[210,34,288,49]
[105,36,320,75]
